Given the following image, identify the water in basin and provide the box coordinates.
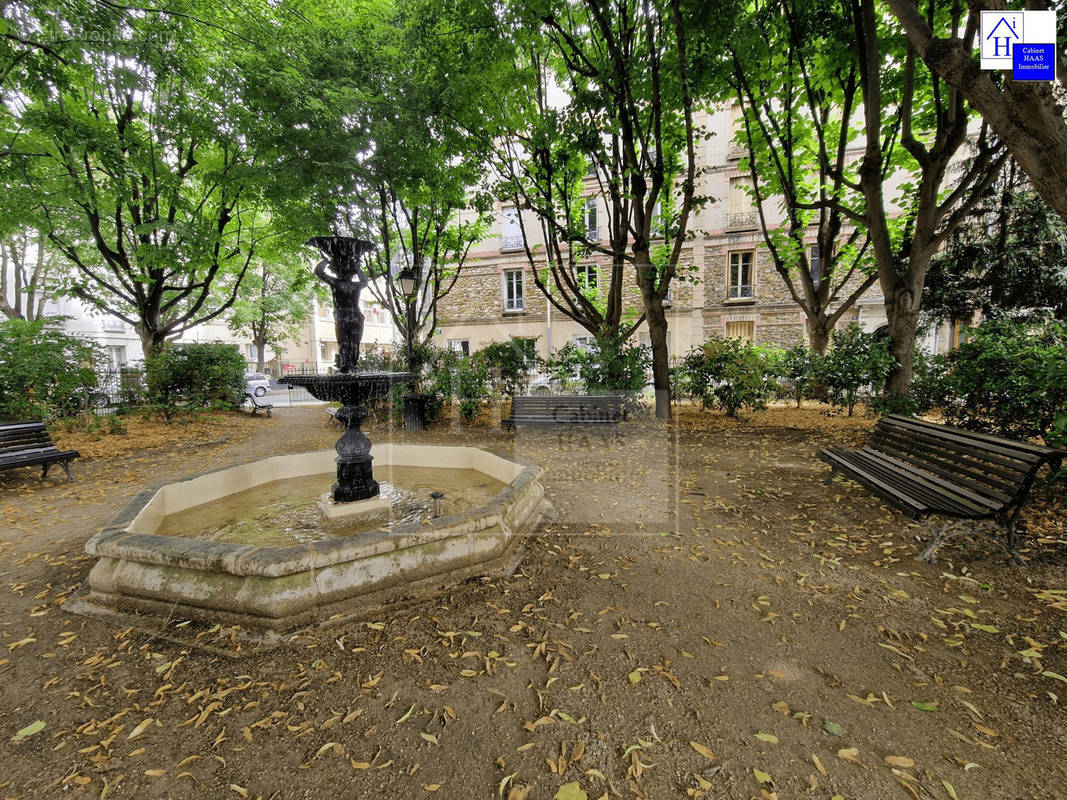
[153,466,506,546]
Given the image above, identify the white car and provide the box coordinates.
[244,372,271,397]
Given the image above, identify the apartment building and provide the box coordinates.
[433,106,894,360]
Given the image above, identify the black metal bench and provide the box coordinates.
[820,414,1065,563]
[244,392,273,417]
[0,421,80,482]
[503,395,625,433]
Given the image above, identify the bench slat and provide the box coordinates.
[880,415,1050,464]
[871,430,1024,497]
[852,448,1004,514]
[823,448,987,518]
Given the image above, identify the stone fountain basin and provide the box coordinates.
[73,445,545,637]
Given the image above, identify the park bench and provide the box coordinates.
[244,392,273,418]
[0,421,80,482]
[503,395,625,433]
[819,414,1065,563]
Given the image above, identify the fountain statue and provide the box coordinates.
[281,236,412,506]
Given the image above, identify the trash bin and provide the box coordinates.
[402,393,430,433]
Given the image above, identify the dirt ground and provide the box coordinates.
[0,404,1064,800]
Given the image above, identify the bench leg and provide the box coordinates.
[822,467,837,486]
[917,520,955,564]
[41,463,49,480]
[62,461,74,482]
[918,517,1026,566]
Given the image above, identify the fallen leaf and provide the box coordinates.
[823,720,844,736]
[754,732,779,744]
[553,782,587,800]
[884,755,915,768]
[752,768,773,786]
[11,720,45,742]
[690,741,715,760]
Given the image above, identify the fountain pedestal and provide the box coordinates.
[280,372,412,505]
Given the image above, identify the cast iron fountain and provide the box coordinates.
[281,236,412,508]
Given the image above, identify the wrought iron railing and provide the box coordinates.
[726,211,758,230]
[501,235,524,251]
[728,283,754,300]
[503,297,525,312]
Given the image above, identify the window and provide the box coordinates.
[576,264,598,293]
[584,198,598,240]
[247,344,260,360]
[572,335,594,350]
[727,177,757,230]
[448,339,470,355]
[809,244,822,286]
[107,345,126,369]
[728,251,754,299]
[501,207,522,251]
[725,320,755,343]
[728,105,746,158]
[503,269,524,311]
[102,317,126,332]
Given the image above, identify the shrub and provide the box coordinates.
[938,319,1067,443]
[480,338,540,398]
[544,332,650,395]
[820,323,894,416]
[677,337,776,416]
[0,318,102,421]
[145,343,246,419]
[424,348,492,422]
[780,343,821,407]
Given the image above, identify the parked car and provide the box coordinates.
[244,372,271,397]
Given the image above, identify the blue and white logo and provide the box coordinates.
[980,11,1023,69]
[980,9,1056,81]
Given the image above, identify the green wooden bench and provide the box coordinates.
[820,414,1065,563]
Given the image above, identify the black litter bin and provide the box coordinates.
[402,393,430,433]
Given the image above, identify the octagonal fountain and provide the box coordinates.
[69,236,546,639]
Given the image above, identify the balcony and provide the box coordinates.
[503,297,525,313]
[728,142,746,159]
[501,235,524,252]
[726,211,758,231]
[727,284,754,302]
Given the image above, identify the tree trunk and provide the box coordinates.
[808,320,831,356]
[255,331,268,373]
[646,299,671,419]
[883,285,921,395]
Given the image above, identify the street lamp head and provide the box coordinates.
[397,267,416,298]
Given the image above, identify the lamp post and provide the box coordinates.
[397,266,416,378]
[397,266,427,432]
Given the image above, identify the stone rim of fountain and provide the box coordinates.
[83,448,543,577]
[67,444,547,646]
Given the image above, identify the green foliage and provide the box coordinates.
[0,318,101,421]
[819,324,894,416]
[480,338,540,398]
[925,163,1067,323]
[3,1,376,353]
[144,344,246,420]
[676,337,778,417]
[424,348,492,422]
[780,344,823,407]
[543,333,650,395]
[937,320,1067,444]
